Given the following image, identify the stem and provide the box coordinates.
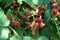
[32,23,38,31]
[8,26,23,40]
[52,14,60,38]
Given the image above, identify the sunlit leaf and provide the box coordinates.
[0,8,10,27]
[38,36,49,40]
[23,36,33,40]
[23,0,35,8]
[0,27,10,40]
[4,0,14,8]
[10,35,20,40]
[17,0,22,4]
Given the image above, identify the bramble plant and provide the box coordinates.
[0,0,60,40]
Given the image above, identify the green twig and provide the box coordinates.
[8,26,23,40]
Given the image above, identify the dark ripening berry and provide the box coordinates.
[12,3,17,7]
[25,12,30,17]
[11,21,16,27]
[8,15,12,20]
[38,6,43,11]
[38,18,44,23]
[38,22,45,29]
[38,10,44,16]
[34,18,39,22]
[14,10,19,14]
[38,12,42,16]
[54,13,58,17]
[52,8,58,14]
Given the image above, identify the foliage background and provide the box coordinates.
[0,0,60,40]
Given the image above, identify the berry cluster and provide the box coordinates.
[51,0,60,17]
[8,2,21,27]
[7,0,60,35]
[7,1,46,34]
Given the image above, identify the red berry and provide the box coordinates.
[34,18,43,23]
[38,12,42,16]
[16,22,20,27]
[25,17,30,21]
[27,24,31,28]
[52,8,58,14]
[51,0,56,3]
[38,10,44,16]
[12,3,17,7]
[30,21,36,28]
[14,10,19,14]
[25,12,30,17]
[8,15,12,20]
[28,21,36,29]
[11,21,16,26]
[38,22,45,29]
[38,6,43,11]
[34,18,39,22]
[18,19,23,23]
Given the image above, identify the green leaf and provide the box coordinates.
[0,8,10,27]
[57,25,60,31]
[10,35,20,40]
[38,36,49,40]
[23,36,33,40]
[56,0,60,4]
[23,8,30,13]
[0,0,1,1]
[8,26,22,40]
[44,4,52,23]
[23,0,35,8]
[32,0,43,6]
[33,0,51,6]
[43,0,51,5]
[41,24,57,38]
[51,34,59,40]
[4,0,14,8]
[0,27,10,40]
[6,9,14,16]
[14,27,23,38]
[17,0,22,4]
[19,11,25,17]
[32,0,38,5]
